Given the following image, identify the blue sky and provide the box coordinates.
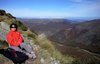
[0,0,100,19]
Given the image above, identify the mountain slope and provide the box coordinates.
[22,18,100,55]
[0,9,76,64]
[20,19,71,37]
[49,19,100,55]
[19,17,100,64]
[1,9,100,64]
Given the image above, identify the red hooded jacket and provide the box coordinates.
[6,30,23,47]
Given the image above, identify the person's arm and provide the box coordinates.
[17,32,23,44]
[6,34,15,46]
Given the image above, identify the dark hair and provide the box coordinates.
[10,23,18,31]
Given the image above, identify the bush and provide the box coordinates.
[14,20,28,31]
[51,50,74,64]
[35,37,74,64]
[6,13,16,19]
[0,40,8,49]
[27,33,36,39]
[0,16,4,22]
[0,10,6,15]
[72,57,100,64]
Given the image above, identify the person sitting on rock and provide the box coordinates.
[6,23,36,59]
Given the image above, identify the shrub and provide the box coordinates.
[27,33,36,39]
[14,20,28,31]
[0,40,8,49]
[0,10,6,15]
[6,13,16,19]
[72,57,100,64]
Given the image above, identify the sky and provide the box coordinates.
[0,0,100,19]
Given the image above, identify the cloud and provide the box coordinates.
[3,0,100,18]
[70,0,84,3]
[68,1,100,17]
[69,0,100,3]
[6,8,69,18]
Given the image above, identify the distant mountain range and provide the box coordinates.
[18,19,72,36]
[1,9,68,64]
[18,18,100,57]
[48,19,100,54]
[1,9,100,64]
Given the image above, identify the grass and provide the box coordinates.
[27,33,36,39]
[72,57,100,64]
[0,12,27,31]
[1,9,100,64]
[34,34,75,64]
[14,20,28,31]
[51,49,74,64]
[35,35,55,51]
[0,39,8,49]
[34,33,100,64]
[0,54,12,64]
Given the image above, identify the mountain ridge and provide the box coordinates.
[1,9,100,64]
[20,17,100,64]
[0,9,76,64]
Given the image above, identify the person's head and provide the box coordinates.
[10,23,18,31]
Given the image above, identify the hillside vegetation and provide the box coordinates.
[0,9,100,64]
[49,19,100,54]
[0,9,75,64]
[19,15,100,64]
[48,19,100,64]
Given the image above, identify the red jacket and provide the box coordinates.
[6,31,23,47]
